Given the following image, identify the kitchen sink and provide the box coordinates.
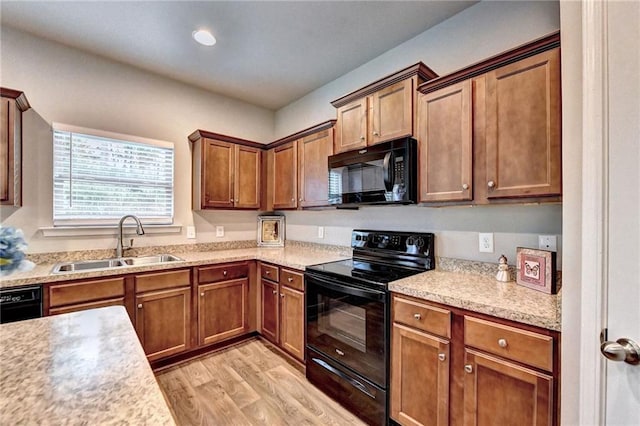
[52,254,183,274]
[121,254,182,266]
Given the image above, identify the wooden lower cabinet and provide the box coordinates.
[198,278,249,345]
[49,297,125,315]
[261,278,279,343]
[259,263,305,362]
[279,285,305,360]
[391,323,450,426]
[463,349,553,426]
[135,287,191,362]
[390,293,559,426]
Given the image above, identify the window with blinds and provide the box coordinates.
[53,124,174,226]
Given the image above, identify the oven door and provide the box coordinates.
[305,271,388,387]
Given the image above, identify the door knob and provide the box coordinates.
[488,180,496,188]
[464,364,473,374]
[373,131,379,136]
[438,353,446,361]
[600,330,640,365]
[462,183,469,190]
[137,304,143,309]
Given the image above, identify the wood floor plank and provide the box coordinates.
[155,339,366,426]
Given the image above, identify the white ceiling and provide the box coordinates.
[1,1,477,110]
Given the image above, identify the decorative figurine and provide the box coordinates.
[496,254,510,282]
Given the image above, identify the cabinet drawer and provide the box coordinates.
[49,277,125,307]
[393,295,451,338]
[261,263,279,282]
[464,316,554,371]
[198,263,249,284]
[49,298,125,316]
[135,269,191,293]
[280,268,304,291]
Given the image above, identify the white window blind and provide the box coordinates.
[53,124,174,226]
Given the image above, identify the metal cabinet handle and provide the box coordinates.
[137,304,143,309]
[373,131,379,136]
[272,290,277,295]
[230,198,234,202]
[498,338,508,348]
[464,364,473,374]
[200,292,204,297]
[280,293,285,298]
[438,353,446,362]
[299,197,303,201]
[462,183,469,190]
[414,313,422,320]
[600,330,640,365]
[488,180,496,188]
[335,348,345,356]
[223,270,227,276]
[266,270,270,275]
[287,277,293,282]
[360,135,365,140]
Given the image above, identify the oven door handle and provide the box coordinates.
[306,273,386,302]
[311,357,376,400]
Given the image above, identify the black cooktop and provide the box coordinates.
[306,258,425,286]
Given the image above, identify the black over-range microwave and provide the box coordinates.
[328,137,417,207]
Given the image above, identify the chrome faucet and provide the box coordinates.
[116,215,145,258]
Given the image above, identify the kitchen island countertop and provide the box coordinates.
[0,306,176,425]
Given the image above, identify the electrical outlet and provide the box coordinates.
[478,233,494,253]
[215,226,224,238]
[318,226,325,239]
[186,226,196,239]
[538,235,557,251]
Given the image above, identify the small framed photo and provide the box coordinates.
[257,215,285,247]
[516,247,557,294]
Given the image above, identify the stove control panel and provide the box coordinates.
[351,230,434,259]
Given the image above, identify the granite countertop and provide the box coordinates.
[0,306,175,425]
[389,269,562,331]
[0,245,350,289]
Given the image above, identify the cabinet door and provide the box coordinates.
[272,141,298,209]
[234,145,261,208]
[463,349,553,426]
[136,287,191,361]
[202,139,235,208]
[391,323,449,426]
[485,48,561,198]
[370,79,413,145]
[279,285,305,361]
[335,98,368,153]
[298,128,333,207]
[261,278,279,344]
[198,278,248,346]
[417,80,473,202]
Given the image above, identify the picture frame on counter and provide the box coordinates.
[257,215,285,247]
[516,247,557,294]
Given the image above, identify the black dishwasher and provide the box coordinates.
[0,286,43,324]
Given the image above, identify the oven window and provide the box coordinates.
[318,296,366,353]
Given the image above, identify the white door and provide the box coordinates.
[602,1,640,423]
[582,1,640,424]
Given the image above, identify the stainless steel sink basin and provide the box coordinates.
[52,259,126,273]
[52,254,183,274]
[121,254,183,266]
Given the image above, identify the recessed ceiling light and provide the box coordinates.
[192,29,216,46]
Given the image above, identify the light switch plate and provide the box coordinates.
[186,226,196,239]
[215,226,224,238]
[318,226,325,239]
[478,233,494,253]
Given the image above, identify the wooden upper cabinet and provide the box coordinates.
[298,127,334,207]
[417,80,473,202]
[335,97,368,153]
[1,88,30,206]
[235,145,261,208]
[271,141,298,210]
[332,63,438,154]
[189,130,262,210]
[370,79,414,144]
[484,48,561,198]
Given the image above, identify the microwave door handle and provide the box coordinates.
[383,152,394,192]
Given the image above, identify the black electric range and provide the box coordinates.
[305,229,434,426]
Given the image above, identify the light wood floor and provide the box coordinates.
[155,338,366,426]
